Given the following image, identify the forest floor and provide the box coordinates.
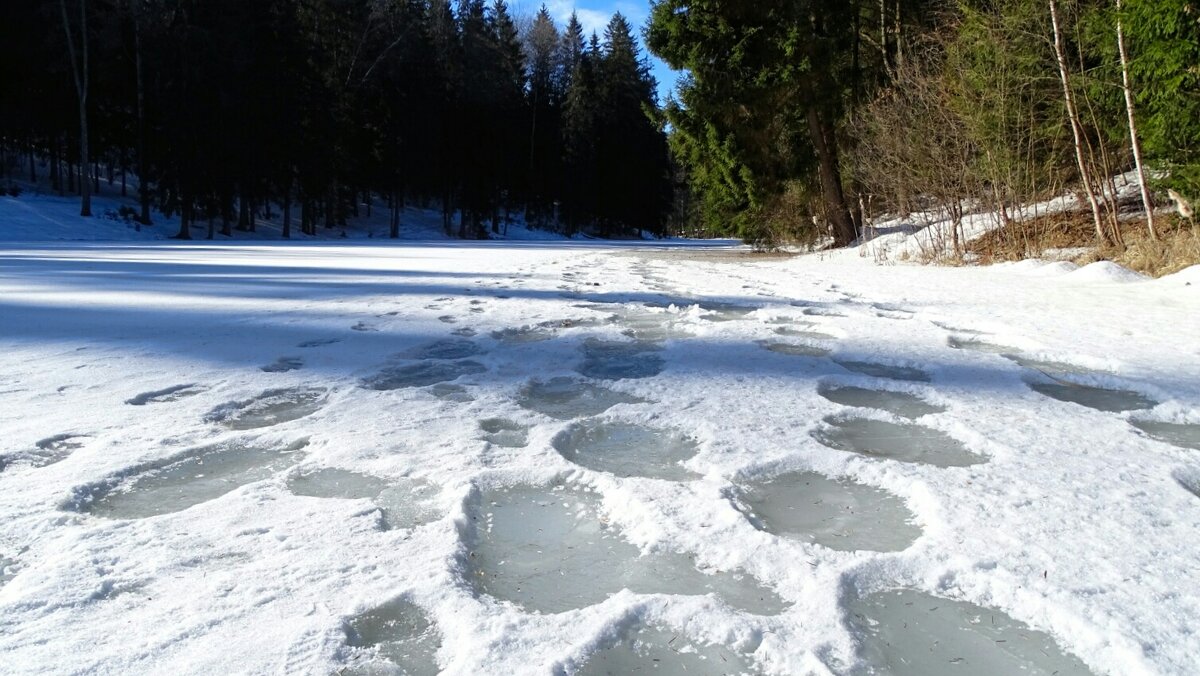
[0,236,1198,675]
[966,211,1200,278]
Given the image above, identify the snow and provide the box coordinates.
[0,206,1199,674]
[1065,261,1151,284]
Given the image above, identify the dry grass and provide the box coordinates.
[967,211,1200,277]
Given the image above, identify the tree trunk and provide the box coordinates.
[133,8,151,225]
[175,199,192,239]
[1115,0,1155,239]
[1049,0,1110,245]
[806,107,856,246]
[282,183,292,239]
[60,0,91,217]
[390,178,402,239]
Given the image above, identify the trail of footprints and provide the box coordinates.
[341,298,1111,675]
[12,271,1195,676]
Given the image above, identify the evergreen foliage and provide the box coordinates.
[0,1,674,239]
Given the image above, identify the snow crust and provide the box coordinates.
[0,235,1198,675]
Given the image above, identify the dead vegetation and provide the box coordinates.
[967,212,1200,277]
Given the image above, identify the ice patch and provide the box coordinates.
[298,338,339,348]
[479,419,530,448]
[35,433,89,453]
[407,338,482,360]
[575,624,758,676]
[343,598,440,676]
[518,378,647,420]
[0,555,17,588]
[946,336,1016,355]
[552,421,700,480]
[1131,420,1200,451]
[491,326,556,344]
[428,383,475,403]
[818,384,944,419]
[287,469,439,531]
[735,471,920,552]
[538,316,609,331]
[1174,468,1200,499]
[205,387,327,430]
[588,305,689,342]
[697,302,758,322]
[847,589,1093,676]
[466,485,786,614]
[756,341,831,358]
[1026,381,1157,413]
[362,361,487,390]
[833,360,931,383]
[125,383,207,405]
[81,439,308,519]
[773,326,837,341]
[578,339,665,380]
[260,357,303,373]
[814,418,985,467]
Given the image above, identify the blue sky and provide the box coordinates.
[510,1,682,103]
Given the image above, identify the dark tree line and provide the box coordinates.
[0,0,673,239]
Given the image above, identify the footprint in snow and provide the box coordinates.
[352,322,379,332]
[261,357,303,373]
[126,383,208,405]
[298,338,340,348]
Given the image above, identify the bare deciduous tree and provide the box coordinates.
[1049,0,1110,245]
[1115,0,1156,239]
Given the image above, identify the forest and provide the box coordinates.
[648,0,1199,260]
[0,0,672,240]
[1,0,1197,256]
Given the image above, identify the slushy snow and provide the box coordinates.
[0,237,1198,675]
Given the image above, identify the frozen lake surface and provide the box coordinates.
[0,240,1197,674]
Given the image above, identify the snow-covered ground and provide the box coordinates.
[1,233,1198,675]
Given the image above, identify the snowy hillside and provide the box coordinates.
[0,183,585,243]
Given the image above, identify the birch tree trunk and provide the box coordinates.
[1116,0,1156,239]
[1049,0,1110,245]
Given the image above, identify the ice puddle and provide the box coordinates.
[848,589,1093,676]
[466,484,787,615]
[479,419,530,448]
[344,598,441,676]
[818,384,944,419]
[577,339,665,380]
[287,468,439,531]
[205,387,327,430]
[949,338,1158,413]
[553,421,700,480]
[814,419,986,467]
[83,439,309,519]
[519,378,646,420]
[735,472,920,552]
[1132,420,1200,451]
[575,624,757,676]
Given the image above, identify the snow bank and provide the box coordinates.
[1064,261,1149,284]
